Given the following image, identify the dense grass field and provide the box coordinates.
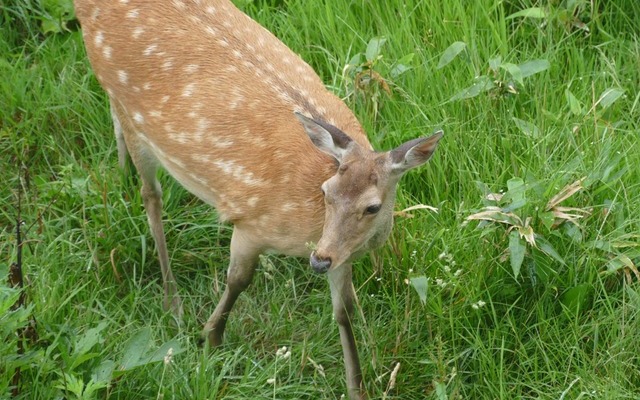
[2,0,640,398]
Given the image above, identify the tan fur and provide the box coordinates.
[75,1,443,398]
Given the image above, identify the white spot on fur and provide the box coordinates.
[143,82,151,90]
[281,203,296,212]
[102,46,112,59]
[276,89,292,104]
[206,6,216,14]
[132,27,145,39]
[191,153,211,164]
[247,197,259,207]
[119,0,129,3]
[161,95,170,103]
[187,111,197,118]
[213,160,264,186]
[91,8,100,21]
[118,70,128,84]
[172,0,186,10]
[232,50,243,59]
[209,136,234,148]
[126,9,139,19]
[169,131,191,144]
[229,88,245,109]
[217,38,229,47]
[184,64,199,73]
[182,83,195,97]
[162,59,174,71]
[94,31,104,47]
[132,112,144,124]
[225,65,239,73]
[143,44,158,56]
[148,110,162,118]
[205,26,217,37]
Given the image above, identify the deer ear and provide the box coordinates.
[295,112,353,162]
[390,130,443,175]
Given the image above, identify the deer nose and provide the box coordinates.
[310,252,332,274]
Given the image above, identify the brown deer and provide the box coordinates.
[74,0,443,398]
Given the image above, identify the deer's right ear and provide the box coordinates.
[295,112,353,162]
[390,130,444,175]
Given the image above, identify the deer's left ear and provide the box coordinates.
[295,112,354,162]
[390,130,444,175]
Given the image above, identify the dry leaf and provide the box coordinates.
[394,204,439,218]
[546,178,585,210]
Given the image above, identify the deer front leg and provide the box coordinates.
[328,263,367,400]
[203,228,260,347]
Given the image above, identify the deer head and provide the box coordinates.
[296,113,443,273]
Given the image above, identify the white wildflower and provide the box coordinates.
[435,278,447,288]
[472,300,487,309]
[163,347,174,365]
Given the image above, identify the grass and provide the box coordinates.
[2,0,640,398]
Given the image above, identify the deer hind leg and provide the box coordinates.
[111,104,129,170]
[328,264,367,400]
[110,100,183,321]
[203,227,261,347]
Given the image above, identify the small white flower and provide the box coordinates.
[276,346,288,357]
[472,300,487,309]
[267,378,276,385]
[454,269,462,277]
[438,252,447,260]
[163,347,174,365]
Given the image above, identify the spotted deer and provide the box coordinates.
[75,0,442,398]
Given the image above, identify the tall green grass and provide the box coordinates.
[2,0,639,398]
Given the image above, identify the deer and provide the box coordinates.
[74,0,443,398]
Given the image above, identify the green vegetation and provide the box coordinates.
[2,0,639,398]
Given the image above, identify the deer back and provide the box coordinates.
[76,0,374,255]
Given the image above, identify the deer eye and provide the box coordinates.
[365,204,382,215]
